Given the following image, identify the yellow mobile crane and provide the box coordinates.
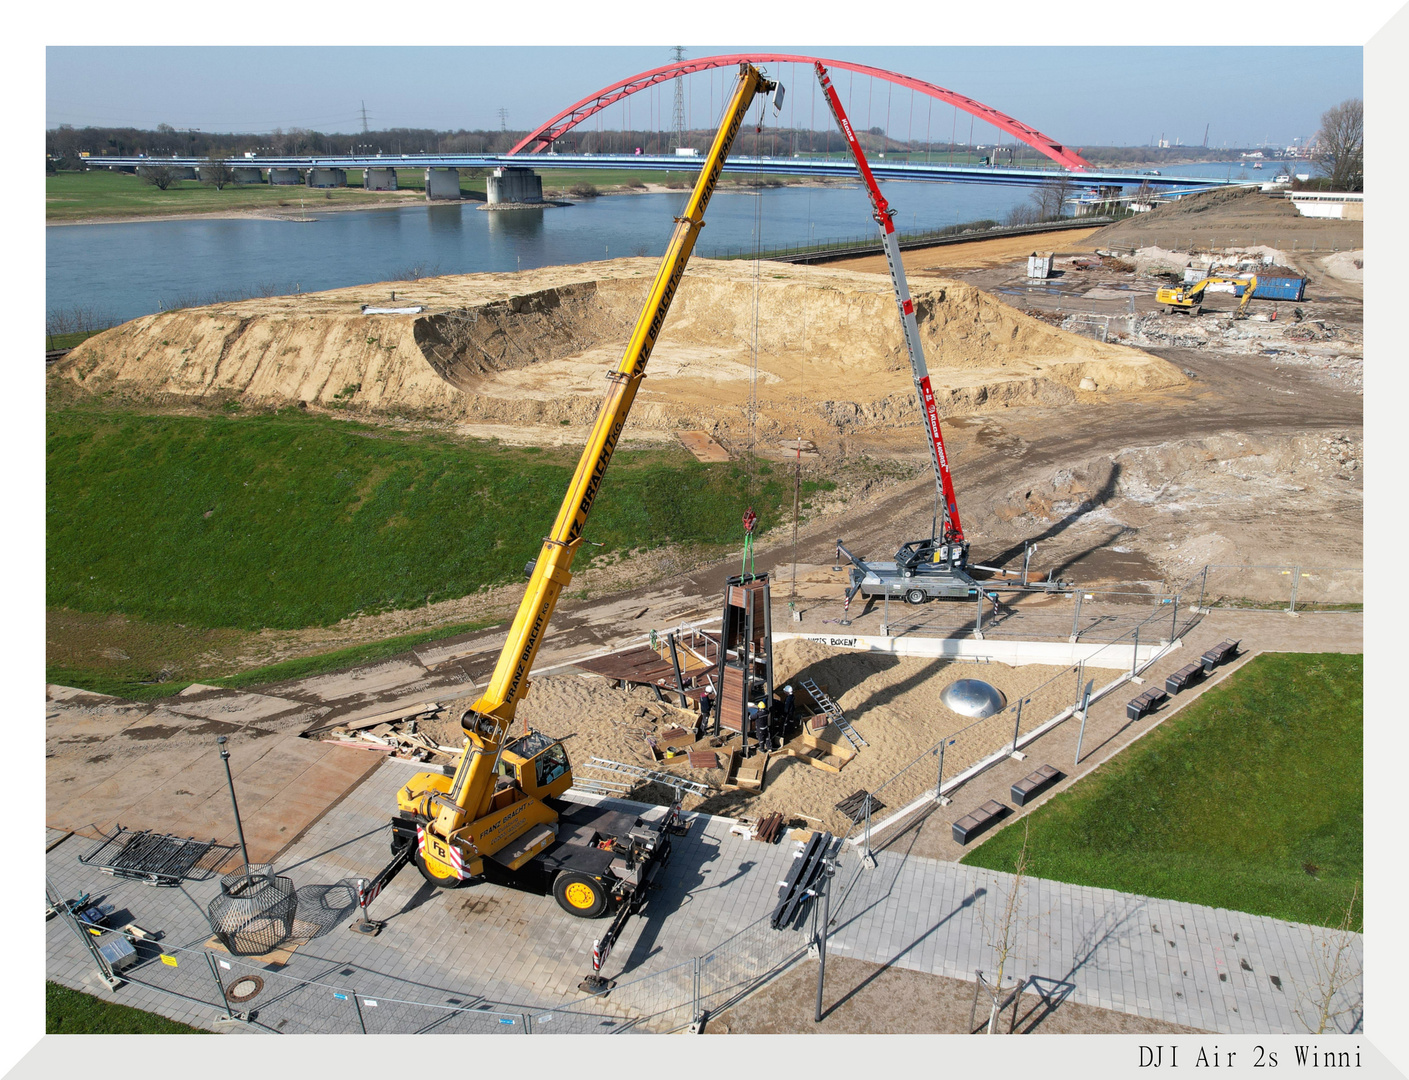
[351,65,783,983]
[1155,274,1259,317]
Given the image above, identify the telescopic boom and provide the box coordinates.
[413,63,780,881]
[815,61,965,545]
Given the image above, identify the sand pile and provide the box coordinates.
[419,641,1082,836]
[54,259,1183,438]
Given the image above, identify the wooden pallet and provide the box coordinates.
[835,789,885,821]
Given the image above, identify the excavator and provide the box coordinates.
[1155,274,1259,316]
[350,64,785,989]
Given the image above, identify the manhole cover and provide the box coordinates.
[226,974,264,1004]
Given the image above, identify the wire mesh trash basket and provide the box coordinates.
[207,865,298,956]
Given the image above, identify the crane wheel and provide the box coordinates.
[415,848,464,889]
[904,588,927,606]
[553,871,609,918]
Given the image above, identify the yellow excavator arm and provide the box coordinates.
[1156,273,1258,317]
[405,63,779,880]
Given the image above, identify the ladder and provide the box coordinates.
[574,757,714,799]
[799,679,868,751]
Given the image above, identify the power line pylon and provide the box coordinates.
[669,46,687,152]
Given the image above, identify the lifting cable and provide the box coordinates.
[738,85,773,580]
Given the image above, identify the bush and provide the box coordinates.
[569,183,600,198]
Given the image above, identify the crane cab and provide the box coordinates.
[497,730,574,802]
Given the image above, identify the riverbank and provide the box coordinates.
[47,167,843,226]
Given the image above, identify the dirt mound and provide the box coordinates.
[54,259,1184,438]
[1087,186,1362,253]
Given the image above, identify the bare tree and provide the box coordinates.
[1029,175,1075,221]
[1314,98,1363,191]
[201,155,237,191]
[976,821,1032,1033]
[139,164,179,190]
[1294,884,1363,1034]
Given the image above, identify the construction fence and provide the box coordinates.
[1191,564,1362,612]
[835,602,1196,854]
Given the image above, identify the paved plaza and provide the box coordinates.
[47,749,1361,1034]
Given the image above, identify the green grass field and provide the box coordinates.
[961,652,1362,930]
[47,981,207,1034]
[46,168,432,222]
[47,408,826,635]
[46,167,763,222]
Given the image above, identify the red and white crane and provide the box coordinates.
[815,60,966,554]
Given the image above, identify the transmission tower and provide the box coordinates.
[498,107,510,132]
[669,46,687,151]
[360,101,370,134]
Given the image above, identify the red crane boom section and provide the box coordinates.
[815,61,965,543]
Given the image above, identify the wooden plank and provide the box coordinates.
[688,750,722,770]
[307,701,439,736]
[735,752,769,790]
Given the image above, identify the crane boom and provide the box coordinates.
[407,63,779,884]
[815,61,965,544]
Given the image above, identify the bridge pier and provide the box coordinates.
[269,168,302,185]
[364,167,398,191]
[306,167,347,189]
[424,167,460,200]
[486,166,543,205]
[232,167,265,184]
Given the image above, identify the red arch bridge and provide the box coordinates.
[94,54,1244,192]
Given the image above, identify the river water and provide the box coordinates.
[46,161,1258,325]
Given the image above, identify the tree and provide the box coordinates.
[1314,98,1363,192]
[139,164,178,190]
[201,155,236,191]
[970,821,1035,1033]
[1294,884,1362,1034]
[1029,175,1075,221]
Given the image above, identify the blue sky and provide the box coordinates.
[46,46,1361,149]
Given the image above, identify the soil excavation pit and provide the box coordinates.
[417,639,1091,837]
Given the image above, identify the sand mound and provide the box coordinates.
[419,642,1079,835]
[1320,250,1364,284]
[55,259,1184,436]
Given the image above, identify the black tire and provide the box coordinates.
[904,588,927,606]
[553,871,610,918]
[414,847,464,889]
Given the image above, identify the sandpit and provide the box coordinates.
[418,639,1087,837]
[54,258,1184,443]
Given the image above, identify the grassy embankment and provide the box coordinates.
[46,168,732,223]
[47,408,829,698]
[47,981,207,1033]
[962,652,1362,930]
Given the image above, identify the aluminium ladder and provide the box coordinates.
[798,679,868,751]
